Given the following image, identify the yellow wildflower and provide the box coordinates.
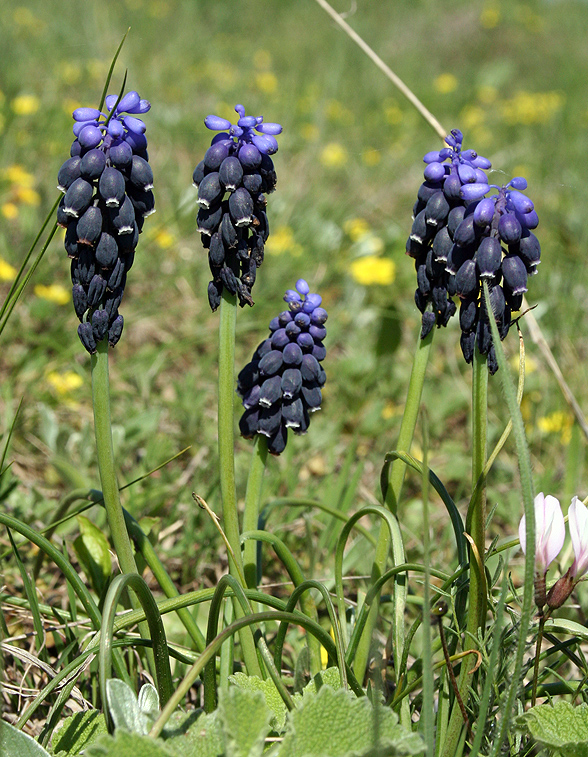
[47,371,84,396]
[382,401,402,420]
[350,256,396,286]
[153,229,175,250]
[2,203,19,220]
[320,142,347,168]
[499,91,564,126]
[13,6,44,33]
[148,0,170,18]
[255,71,277,95]
[11,95,40,116]
[384,103,403,125]
[265,225,302,257]
[477,85,498,104]
[480,2,501,28]
[253,50,272,70]
[34,284,70,305]
[343,218,370,241]
[15,186,41,206]
[59,62,82,86]
[434,74,458,94]
[362,148,381,166]
[0,257,17,280]
[300,123,319,142]
[537,411,573,445]
[4,165,34,186]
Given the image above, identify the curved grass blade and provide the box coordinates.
[99,572,173,731]
[97,28,131,112]
[149,609,363,739]
[272,578,350,691]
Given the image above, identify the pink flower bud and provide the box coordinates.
[569,496,588,578]
[519,493,565,573]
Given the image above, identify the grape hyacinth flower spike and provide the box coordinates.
[57,90,155,353]
[451,175,540,374]
[237,279,327,455]
[192,104,283,310]
[406,128,491,341]
[408,129,541,373]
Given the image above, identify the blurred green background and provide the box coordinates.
[1,0,587,584]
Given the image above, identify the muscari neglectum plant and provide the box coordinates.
[5,15,588,757]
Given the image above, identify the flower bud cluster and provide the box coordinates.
[408,130,540,374]
[407,129,491,342]
[57,91,154,353]
[519,493,588,611]
[448,177,539,374]
[193,104,282,311]
[237,279,327,455]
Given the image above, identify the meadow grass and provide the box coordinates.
[1,0,588,746]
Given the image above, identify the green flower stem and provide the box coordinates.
[91,340,138,576]
[218,291,242,577]
[354,327,434,727]
[442,346,488,757]
[91,338,159,680]
[243,435,268,590]
[531,612,546,707]
[217,290,262,678]
[468,345,488,629]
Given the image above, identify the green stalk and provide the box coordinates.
[243,435,268,589]
[218,290,242,576]
[354,327,434,727]
[91,339,137,576]
[467,345,488,628]
[217,290,262,677]
[442,347,488,756]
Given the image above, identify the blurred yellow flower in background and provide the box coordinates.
[500,91,564,125]
[15,186,40,206]
[362,148,381,166]
[253,50,272,70]
[344,217,370,241]
[300,123,319,142]
[265,225,302,256]
[384,102,403,126]
[2,203,19,220]
[11,95,40,116]
[477,85,498,104]
[47,371,83,399]
[255,71,278,95]
[4,165,34,186]
[34,284,70,305]
[480,1,501,28]
[0,257,17,280]
[537,411,573,445]
[434,74,458,94]
[320,142,348,168]
[350,255,396,286]
[153,229,175,250]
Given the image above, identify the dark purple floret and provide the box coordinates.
[57,89,154,354]
[193,104,283,309]
[237,280,327,455]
